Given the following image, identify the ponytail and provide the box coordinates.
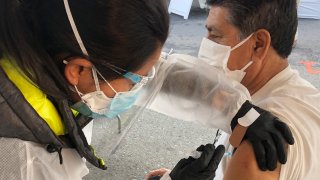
[0,0,69,99]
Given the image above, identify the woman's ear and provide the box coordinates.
[252,29,271,61]
[64,58,92,86]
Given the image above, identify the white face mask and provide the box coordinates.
[72,66,155,119]
[198,34,253,82]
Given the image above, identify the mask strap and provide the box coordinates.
[91,67,101,91]
[106,63,143,84]
[63,0,88,56]
[231,33,254,51]
[241,61,254,71]
[94,67,118,94]
[74,85,84,97]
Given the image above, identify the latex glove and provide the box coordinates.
[231,100,295,171]
[169,144,225,180]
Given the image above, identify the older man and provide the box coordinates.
[147,0,319,180]
[202,0,320,179]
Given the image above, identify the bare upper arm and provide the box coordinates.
[223,141,281,180]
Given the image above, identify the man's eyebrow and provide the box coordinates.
[205,24,220,33]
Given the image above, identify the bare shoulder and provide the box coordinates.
[223,141,281,180]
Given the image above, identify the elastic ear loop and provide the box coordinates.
[230,33,254,72]
[105,65,142,84]
[94,67,118,94]
[241,61,253,71]
[231,33,254,51]
[91,67,100,91]
[74,86,84,98]
[240,53,255,72]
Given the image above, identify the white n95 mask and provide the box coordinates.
[71,66,155,119]
[198,34,253,82]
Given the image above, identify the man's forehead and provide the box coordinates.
[206,6,232,31]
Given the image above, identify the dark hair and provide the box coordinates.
[0,0,169,99]
[206,0,298,58]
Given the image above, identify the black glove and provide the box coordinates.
[169,144,225,180]
[231,100,295,171]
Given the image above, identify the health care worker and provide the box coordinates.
[0,0,293,180]
[0,0,169,179]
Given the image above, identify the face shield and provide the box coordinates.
[92,53,251,156]
[147,53,251,133]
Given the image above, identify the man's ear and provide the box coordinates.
[252,29,271,61]
[64,58,92,86]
